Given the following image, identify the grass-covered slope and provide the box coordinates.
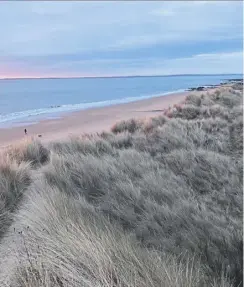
[0,84,242,287]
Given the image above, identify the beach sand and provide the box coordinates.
[0,90,196,148]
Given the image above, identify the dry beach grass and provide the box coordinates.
[0,83,242,286]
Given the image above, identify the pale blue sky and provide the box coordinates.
[0,1,243,78]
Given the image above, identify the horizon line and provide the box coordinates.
[0,73,242,81]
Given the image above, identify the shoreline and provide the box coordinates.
[0,76,241,129]
[0,89,185,128]
[0,90,188,148]
[0,80,238,148]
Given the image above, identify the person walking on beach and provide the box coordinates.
[24,128,27,135]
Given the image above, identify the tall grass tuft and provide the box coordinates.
[0,156,31,238]
[6,139,49,167]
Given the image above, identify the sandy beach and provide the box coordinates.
[0,91,190,148]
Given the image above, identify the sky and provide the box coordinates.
[0,1,243,79]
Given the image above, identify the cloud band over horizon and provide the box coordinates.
[0,1,243,78]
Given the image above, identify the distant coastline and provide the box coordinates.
[0,73,242,81]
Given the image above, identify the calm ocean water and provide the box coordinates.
[0,74,242,128]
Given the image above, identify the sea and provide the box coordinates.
[0,74,242,128]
